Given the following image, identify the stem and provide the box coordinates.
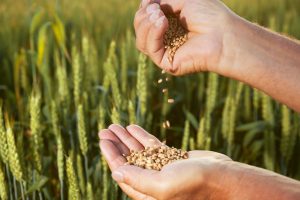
[13,177,18,200]
[5,164,13,200]
[38,191,43,200]
[20,181,25,200]
[33,169,36,200]
[60,179,64,200]
[84,154,88,181]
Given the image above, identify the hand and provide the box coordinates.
[98,124,232,200]
[134,0,237,76]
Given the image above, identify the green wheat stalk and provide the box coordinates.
[66,156,80,200]
[280,105,292,162]
[6,122,23,181]
[181,120,190,151]
[86,181,93,200]
[136,53,147,120]
[197,116,206,149]
[72,47,82,107]
[30,92,42,172]
[0,104,8,164]
[128,100,136,124]
[98,103,106,131]
[111,107,120,124]
[77,104,88,155]
[0,163,8,200]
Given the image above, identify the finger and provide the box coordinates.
[134,6,149,31]
[171,35,210,75]
[99,140,127,171]
[108,124,144,151]
[98,129,130,155]
[135,3,160,52]
[112,165,162,197]
[146,12,169,68]
[119,183,156,200]
[126,124,162,147]
[188,150,232,161]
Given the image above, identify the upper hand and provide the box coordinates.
[98,124,232,200]
[134,0,236,76]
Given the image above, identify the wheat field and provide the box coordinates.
[0,0,299,199]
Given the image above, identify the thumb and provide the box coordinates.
[112,165,162,196]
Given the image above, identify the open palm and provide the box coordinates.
[99,124,231,200]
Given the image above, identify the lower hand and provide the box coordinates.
[99,124,232,200]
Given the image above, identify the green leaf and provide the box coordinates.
[30,9,44,37]
[37,22,51,68]
[243,128,263,147]
[236,121,268,132]
[184,110,198,130]
[25,175,49,195]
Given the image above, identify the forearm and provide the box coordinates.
[221,162,300,200]
[219,15,300,112]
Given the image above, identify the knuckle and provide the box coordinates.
[136,41,146,53]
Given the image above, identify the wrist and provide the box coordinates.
[214,13,248,77]
[203,160,234,200]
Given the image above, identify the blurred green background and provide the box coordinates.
[0,0,299,199]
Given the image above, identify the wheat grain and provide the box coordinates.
[111,107,120,124]
[77,104,88,155]
[0,163,7,200]
[181,120,190,151]
[126,146,188,171]
[72,47,82,107]
[6,123,23,181]
[86,181,93,200]
[0,104,8,164]
[164,15,188,63]
[128,100,136,124]
[57,133,64,183]
[76,154,85,195]
[280,105,291,161]
[66,156,80,200]
[30,92,42,172]
[197,116,206,149]
[55,56,70,105]
[137,53,147,118]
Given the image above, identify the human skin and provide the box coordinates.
[134,0,300,112]
[99,124,300,200]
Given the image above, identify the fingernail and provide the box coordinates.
[146,4,159,14]
[112,171,124,182]
[149,10,160,22]
[155,16,165,27]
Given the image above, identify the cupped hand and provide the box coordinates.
[99,124,232,200]
[134,0,236,76]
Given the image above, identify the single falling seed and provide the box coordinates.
[158,79,163,84]
[161,70,166,74]
[162,122,167,129]
[165,77,169,82]
[168,98,175,103]
[162,88,168,93]
[166,120,170,128]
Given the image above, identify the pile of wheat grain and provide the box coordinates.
[164,15,188,63]
[125,145,188,171]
